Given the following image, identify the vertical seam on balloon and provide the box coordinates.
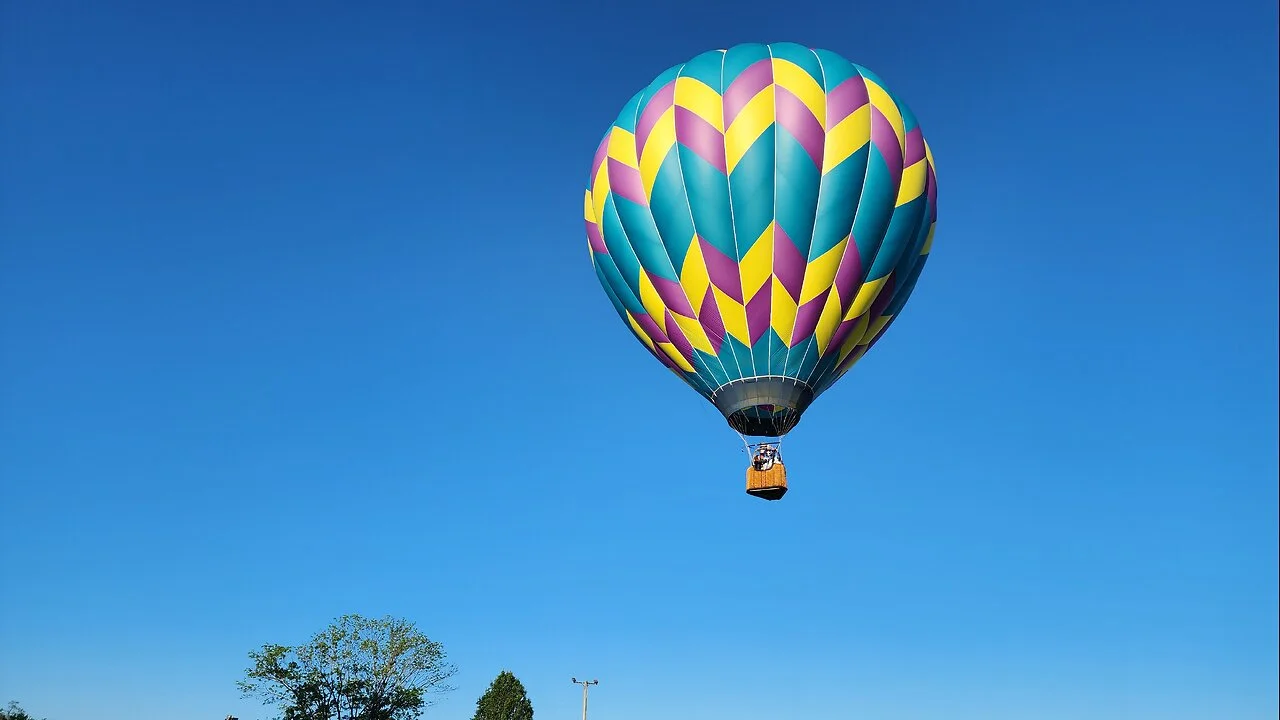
[718,47,754,393]
[593,193,670,375]
[610,95,690,387]
[751,47,777,384]
[644,62,734,398]
[779,46,827,394]
[599,94,657,319]
[668,58,742,388]
[765,42,778,383]
[820,139,935,394]
[588,129,653,368]
[855,92,923,357]
[865,90,913,298]
[760,47,798,433]
[821,86,921,392]
[796,61,875,394]
[606,197,680,381]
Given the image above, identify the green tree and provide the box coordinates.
[0,701,45,720]
[470,671,533,720]
[238,613,456,720]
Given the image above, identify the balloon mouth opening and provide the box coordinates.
[712,377,815,438]
[726,407,803,437]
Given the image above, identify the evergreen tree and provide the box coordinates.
[471,670,533,720]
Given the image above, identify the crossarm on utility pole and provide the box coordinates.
[571,677,599,720]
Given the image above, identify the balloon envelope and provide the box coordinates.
[584,42,938,437]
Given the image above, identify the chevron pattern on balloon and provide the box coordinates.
[585,42,937,412]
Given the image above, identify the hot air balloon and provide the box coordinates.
[583,42,938,500]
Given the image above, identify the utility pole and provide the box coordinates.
[571,677,598,720]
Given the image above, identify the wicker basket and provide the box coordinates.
[745,461,788,500]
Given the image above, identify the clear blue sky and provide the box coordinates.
[2,1,1276,718]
